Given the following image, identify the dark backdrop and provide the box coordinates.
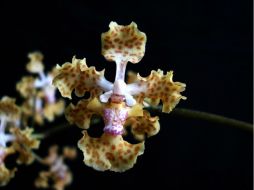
[0,0,252,190]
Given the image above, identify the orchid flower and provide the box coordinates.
[0,96,41,186]
[16,52,65,125]
[53,21,186,172]
[35,146,76,190]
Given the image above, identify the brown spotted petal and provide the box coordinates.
[16,76,36,98]
[53,57,105,99]
[65,98,103,129]
[102,21,146,64]
[0,97,20,121]
[49,66,60,78]
[125,110,160,141]
[26,52,44,73]
[78,131,144,172]
[43,100,65,122]
[10,127,40,165]
[134,70,186,113]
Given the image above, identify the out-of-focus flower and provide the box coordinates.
[0,95,40,166]
[10,127,40,165]
[16,52,65,126]
[35,145,75,190]
[16,76,36,98]
[26,52,44,74]
[53,21,186,172]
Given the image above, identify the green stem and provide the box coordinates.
[31,151,45,164]
[42,123,70,138]
[31,134,46,139]
[149,107,253,132]
[22,144,45,164]
[42,118,101,139]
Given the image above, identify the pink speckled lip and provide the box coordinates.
[103,127,124,136]
[103,107,128,136]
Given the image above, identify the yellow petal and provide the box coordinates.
[0,97,20,120]
[125,110,160,141]
[127,103,143,117]
[43,100,65,122]
[102,21,146,64]
[16,76,36,98]
[136,70,186,113]
[26,52,44,73]
[127,70,138,84]
[49,66,60,78]
[53,57,105,99]
[34,171,50,188]
[63,147,77,160]
[10,127,40,165]
[65,98,104,129]
[78,131,144,172]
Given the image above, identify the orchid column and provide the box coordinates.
[100,22,146,106]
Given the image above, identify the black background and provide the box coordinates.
[0,0,252,190]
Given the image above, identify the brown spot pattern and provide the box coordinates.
[65,98,104,129]
[78,131,144,172]
[135,70,186,113]
[101,22,147,64]
[53,57,105,99]
[125,110,160,141]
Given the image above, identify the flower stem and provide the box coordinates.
[31,150,45,164]
[149,107,253,132]
[41,117,102,139]
[21,144,45,164]
[42,123,70,138]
